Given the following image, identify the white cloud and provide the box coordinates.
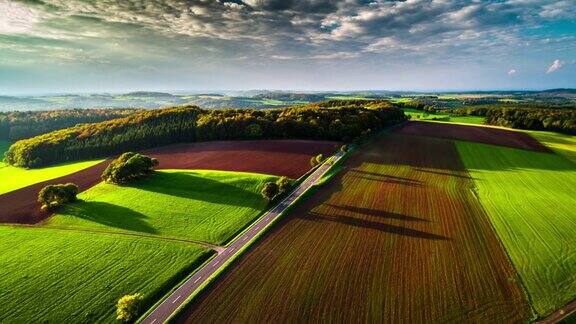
[0,0,49,35]
[508,69,517,75]
[546,59,563,73]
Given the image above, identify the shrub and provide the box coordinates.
[340,144,349,153]
[102,152,159,184]
[116,293,143,322]
[38,183,79,210]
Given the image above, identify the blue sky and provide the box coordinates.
[0,0,574,94]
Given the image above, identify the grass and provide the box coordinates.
[0,141,102,194]
[182,133,530,322]
[456,141,576,317]
[402,108,485,125]
[526,130,576,164]
[47,170,278,246]
[0,225,212,323]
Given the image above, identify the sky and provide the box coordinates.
[0,0,575,94]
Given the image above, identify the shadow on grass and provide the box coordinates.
[127,171,264,209]
[62,201,158,234]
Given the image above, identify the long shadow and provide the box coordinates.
[412,168,475,180]
[127,171,263,208]
[61,201,158,234]
[304,211,449,241]
[325,204,429,222]
[347,169,423,186]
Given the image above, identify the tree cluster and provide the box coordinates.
[37,183,79,210]
[0,109,137,141]
[310,154,325,167]
[101,152,159,184]
[261,176,294,202]
[5,102,407,168]
[445,107,575,134]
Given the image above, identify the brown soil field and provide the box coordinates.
[0,140,337,224]
[180,131,531,323]
[145,139,338,179]
[397,121,551,152]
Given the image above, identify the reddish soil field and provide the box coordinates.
[180,133,531,323]
[0,140,337,224]
[397,121,551,152]
[145,140,338,179]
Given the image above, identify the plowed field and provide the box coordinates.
[181,132,531,323]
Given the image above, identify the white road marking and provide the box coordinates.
[172,295,181,304]
[194,276,202,283]
[151,319,157,324]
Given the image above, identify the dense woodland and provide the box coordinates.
[5,102,407,168]
[0,109,137,141]
[444,106,576,134]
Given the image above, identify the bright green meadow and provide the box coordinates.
[0,140,102,194]
[457,141,576,316]
[0,226,212,323]
[47,169,278,245]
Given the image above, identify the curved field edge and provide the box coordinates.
[456,141,576,317]
[46,169,279,246]
[180,133,531,323]
[0,158,103,195]
[0,225,213,323]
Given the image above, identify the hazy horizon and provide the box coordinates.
[1,0,575,94]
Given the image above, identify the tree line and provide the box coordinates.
[5,102,407,168]
[0,109,137,141]
[442,106,575,134]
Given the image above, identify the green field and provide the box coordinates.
[0,140,102,194]
[527,130,576,164]
[0,226,212,322]
[402,108,485,125]
[47,170,277,245]
[457,141,576,316]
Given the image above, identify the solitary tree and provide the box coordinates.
[261,182,280,202]
[102,152,159,184]
[38,183,79,210]
[116,293,143,322]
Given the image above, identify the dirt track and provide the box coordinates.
[0,140,337,224]
[397,121,552,152]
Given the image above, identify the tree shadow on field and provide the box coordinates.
[62,201,158,234]
[304,211,449,241]
[127,171,264,209]
[325,204,429,222]
[347,169,423,187]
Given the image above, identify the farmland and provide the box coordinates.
[182,132,530,323]
[0,139,335,224]
[0,226,212,323]
[47,170,277,245]
[457,141,576,316]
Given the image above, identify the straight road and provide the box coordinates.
[141,151,344,324]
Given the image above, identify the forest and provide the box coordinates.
[0,109,137,141]
[443,106,575,134]
[4,102,407,168]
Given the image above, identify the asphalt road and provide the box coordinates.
[140,151,344,324]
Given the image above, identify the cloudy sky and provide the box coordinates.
[0,0,575,94]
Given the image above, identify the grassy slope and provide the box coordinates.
[401,108,485,125]
[0,226,212,323]
[456,142,576,316]
[184,134,530,323]
[527,130,576,164]
[0,140,102,194]
[48,170,277,245]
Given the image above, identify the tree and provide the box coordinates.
[276,176,293,194]
[261,182,280,202]
[102,152,159,184]
[116,293,143,322]
[310,153,325,167]
[340,144,349,153]
[37,183,79,210]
